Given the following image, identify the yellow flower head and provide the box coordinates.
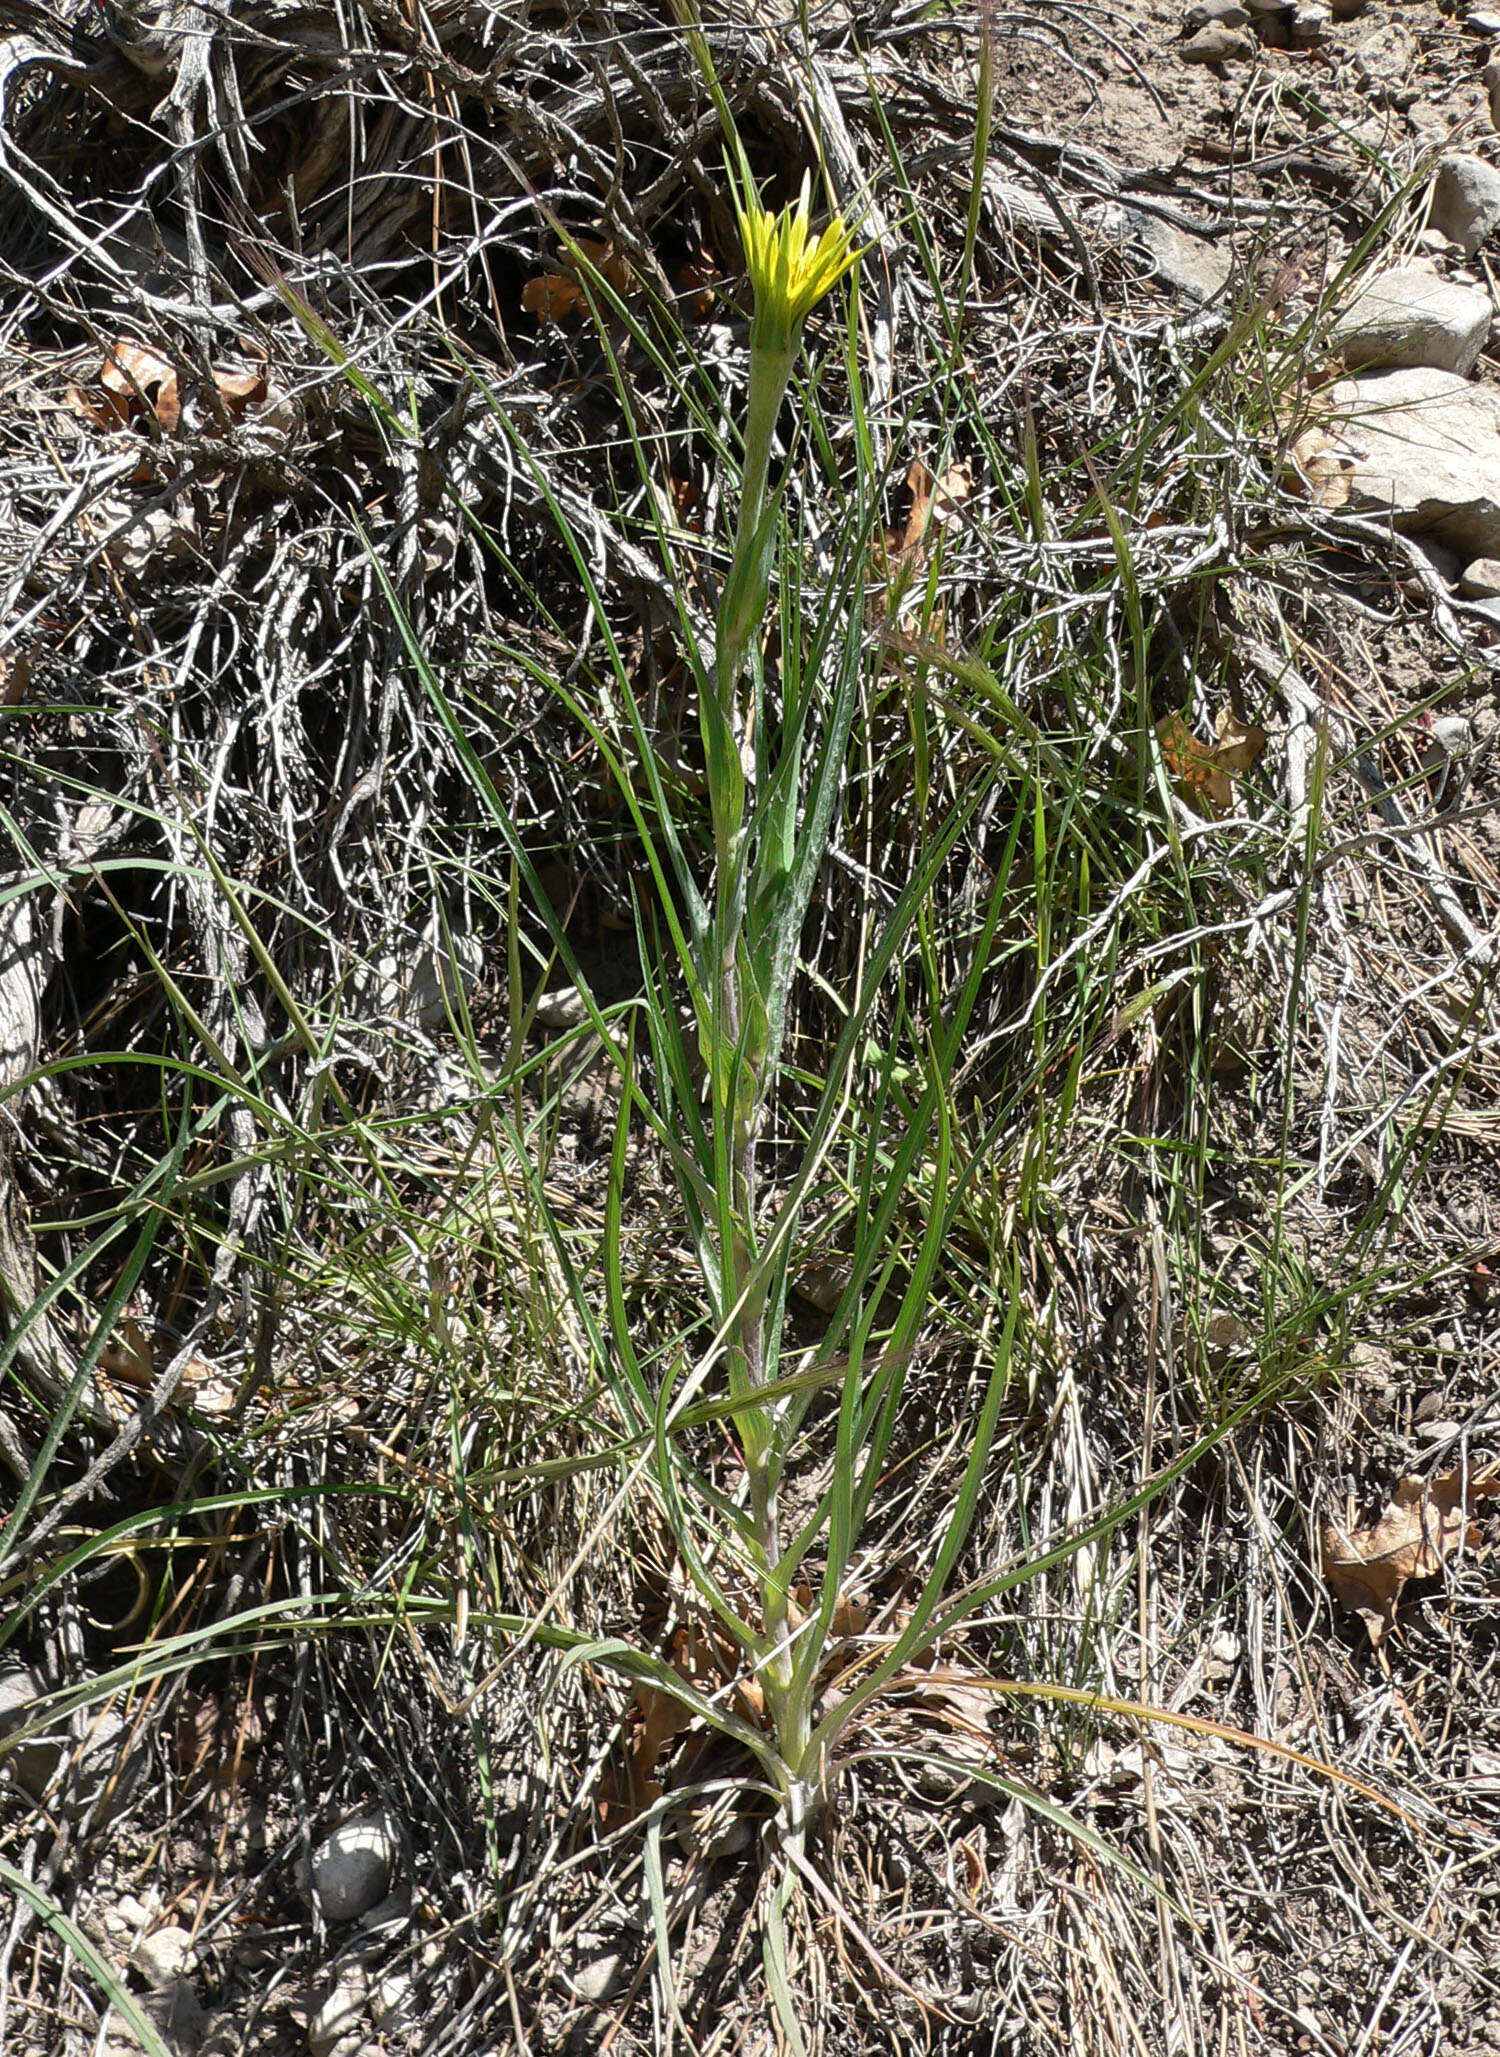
[733,163,859,359]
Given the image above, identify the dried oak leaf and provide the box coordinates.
[1322,1464,1500,1645]
[882,457,973,563]
[1284,424,1354,510]
[1158,706,1267,814]
[100,338,181,430]
[522,239,634,323]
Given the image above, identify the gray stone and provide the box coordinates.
[1126,210,1232,303]
[1353,22,1418,106]
[1184,0,1248,25]
[1431,155,1500,258]
[367,1970,416,2034]
[1181,21,1254,57]
[1461,555,1500,596]
[132,1925,196,1988]
[982,171,1062,239]
[70,1701,147,1827]
[1331,367,1500,557]
[1291,3,1332,39]
[103,1981,205,2057]
[308,1967,367,2057]
[311,1811,399,1925]
[1329,265,1491,375]
[1486,57,1500,133]
[0,1667,65,1799]
[570,1942,626,2003]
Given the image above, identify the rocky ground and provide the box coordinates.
[5,0,1500,2052]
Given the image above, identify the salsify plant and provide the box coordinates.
[300,125,1415,2040]
[399,145,1029,1857]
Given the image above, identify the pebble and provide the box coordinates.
[533,985,588,1029]
[131,1924,196,1988]
[311,1811,400,1925]
[1181,21,1254,58]
[1329,367,1500,558]
[1184,0,1248,25]
[570,1939,626,2003]
[1292,3,1332,39]
[1415,1417,1463,1442]
[368,1969,416,2033]
[1329,264,1492,377]
[0,1666,64,1799]
[1353,22,1418,107]
[308,1966,367,2057]
[1430,154,1500,259]
[1461,556,1500,597]
[1487,57,1500,133]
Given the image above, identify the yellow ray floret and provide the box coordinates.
[734,170,859,357]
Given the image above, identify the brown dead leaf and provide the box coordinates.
[0,651,31,707]
[65,382,132,431]
[1157,706,1267,814]
[931,462,972,526]
[212,366,268,417]
[521,272,585,322]
[1322,1464,1500,1645]
[98,1311,155,1387]
[620,1621,739,1814]
[887,456,932,559]
[1213,706,1267,777]
[881,458,973,566]
[101,338,180,430]
[1285,424,1354,510]
[521,239,634,323]
[678,252,720,320]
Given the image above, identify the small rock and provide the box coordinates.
[1422,716,1475,806]
[1330,367,1500,557]
[308,1966,367,2057]
[533,985,588,1030]
[1486,57,1500,133]
[107,1893,152,1938]
[1210,1630,1243,1665]
[1431,155,1500,258]
[1462,556,1500,596]
[70,1702,147,1828]
[1181,21,1254,58]
[146,1980,206,2056]
[1468,4,1500,32]
[570,1942,626,2004]
[311,1811,399,1925]
[1353,22,1418,107]
[356,1888,410,1934]
[983,171,1058,238]
[1415,1417,1463,1442]
[1124,210,1232,303]
[1291,3,1332,40]
[131,1925,196,1988]
[102,1981,205,2057]
[1246,0,1295,37]
[1329,265,1492,376]
[1329,0,1368,15]
[368,1970,416,2034]
[0,1667,65,1799]
[1184,0,1248,25]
